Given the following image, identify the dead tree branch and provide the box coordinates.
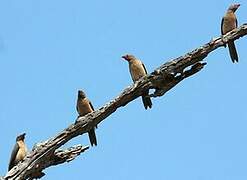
[26,145,89,179]
[3,23,247,180]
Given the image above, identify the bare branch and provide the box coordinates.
[27,145,89,179]
[3,24,247,180]
[5,144,89,180]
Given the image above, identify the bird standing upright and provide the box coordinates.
[8,133,28,171]
[76,90,97,146]
[122,54,152,109]
[221,4,240,63]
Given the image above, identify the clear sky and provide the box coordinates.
[0,0,246,179]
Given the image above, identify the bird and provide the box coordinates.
[8,133,28,171]
[221,3,240,63]
[76,90,97,146]
[122,54,152,109]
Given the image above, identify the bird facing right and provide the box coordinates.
[8,133,28,171]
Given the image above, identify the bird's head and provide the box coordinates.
[122,54,136,62]
[228,3,240,12]
[16,133,26,141]
[78,90,86,99]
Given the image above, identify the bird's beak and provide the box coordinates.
[122,55,129,61]
[19,133,26,139]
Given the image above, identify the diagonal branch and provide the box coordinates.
[27,145,89,180]
[3,23,247,180]
[5,145,89,180]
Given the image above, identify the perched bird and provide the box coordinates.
[8,133,28,171]
[221,3,240,63]
[122,54,152,109]
[76,90,97,146]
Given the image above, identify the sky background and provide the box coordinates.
[0,0,247,179]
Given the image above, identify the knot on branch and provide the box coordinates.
[29,145,89,179]
[54,145,89,163]
[151,62,207,97]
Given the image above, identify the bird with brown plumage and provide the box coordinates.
[221,3,240,63]
[122,54,152,109]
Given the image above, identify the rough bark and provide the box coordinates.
[6,145,89,180]
[3,24,247,180]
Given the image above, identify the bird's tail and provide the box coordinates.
[228,41,238,63]
[88,128,97,146]
[142,90,152,110]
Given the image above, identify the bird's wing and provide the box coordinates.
[8,143,19,170]
[76,103,79,113]
[89,101,95,111]
[221,17,225,35]
[236,17,238,27]
[89,101,97,128]
[142,63,148,75]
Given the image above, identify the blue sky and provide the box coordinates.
[0,0,247,179]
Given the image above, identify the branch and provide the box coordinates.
[3,24,247,179]
[27,145,89,179]
[6,145,89,180]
